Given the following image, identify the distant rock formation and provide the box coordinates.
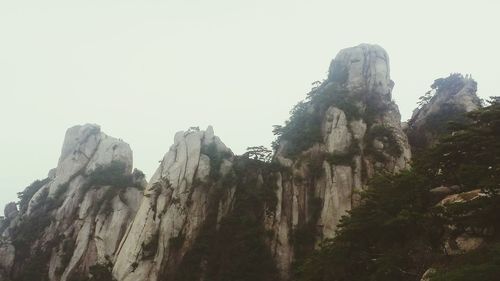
[270,44,411,278]
[0,124,144,281]
[5,44,474,281]
[113,126,235,281]
[406,73,482,152]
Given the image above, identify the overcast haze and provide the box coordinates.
[1,0,498,212]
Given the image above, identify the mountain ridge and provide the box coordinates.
[0,43,492,281]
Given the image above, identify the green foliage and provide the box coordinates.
[54,182,70,200]
[12,210,52,256]
[324,141,361,167]
[10,203,56,281]
[426,104,467,133]
[12,247,52,281]
[57,237,76,275]
[76,161,144,217]
[297,171,441,281]
[272,100,323,158]
[417,90,433,108]
[431,73,471,92]
[17,178,50,213]
[201,142,231,181]
[305,151,326,181]
[84,161,139,190]
[172,157,279,281]
[362,93,392,125]
[244,146,272,162]
[10,184,64,281]
[415,99,500,191]
[87,263,116,281]
[430,243,500,281]
[141,232,159,259]
[365,124,402,160]
[68,262,116,281]
[291,195,323,276]
[272,83,360,159]
[408,74,480,153]
[297,102,500,281]
[438,193,500,242]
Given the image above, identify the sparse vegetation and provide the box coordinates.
[171,156,280,281]
[431,73,471,93]
[324,141,361,167]
[58,237,76,275]
[244,146,272,162]
[141,232,159,259]
[364,124,402,162]
[272,82,361,159]
[201,142,231,181]
[68,262,116,281]
[169,233,185,250]
[84,161,139,190]
[17,178,51,213]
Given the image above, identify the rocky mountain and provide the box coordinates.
[268,43,411,278]
[0,124,145,281]
[406,73,482,152]
[1,44,494,281]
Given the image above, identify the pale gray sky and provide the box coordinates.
[1,0,498,212]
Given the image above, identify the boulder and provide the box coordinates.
[438,189,485,206]
[3,203,18,220]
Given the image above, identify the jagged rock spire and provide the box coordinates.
[407,73,482,151]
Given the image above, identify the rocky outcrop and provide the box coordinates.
[0,124,144,281]
[268,44,411,278]
[113,126,234,281]
[1,44,413,281]
[438,189,489,256]
[110,44,411,281]
[407,73,482,151]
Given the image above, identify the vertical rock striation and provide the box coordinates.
[1,44,414,281]
[0,124,144,281]
[268,44,411,278]
[113,126,234,281]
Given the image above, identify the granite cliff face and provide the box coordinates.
[1,44,413,281]
[112,126,236,281]
[406,73,482,151]
[0,124,144,281]
[269,44,411,277]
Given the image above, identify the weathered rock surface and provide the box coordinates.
[329,44,394,97]
[268,43,411,278]
[0,124,144,281]
[438,189,490,256]
[113,126,234,281]
[438,189,486,206]
[1,44,414,281]
[407,74,482,151]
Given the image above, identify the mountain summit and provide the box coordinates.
[1,44,493,281]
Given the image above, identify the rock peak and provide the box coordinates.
[329,43,392,97]
[407,73,482,151]
[25,123,134,213]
